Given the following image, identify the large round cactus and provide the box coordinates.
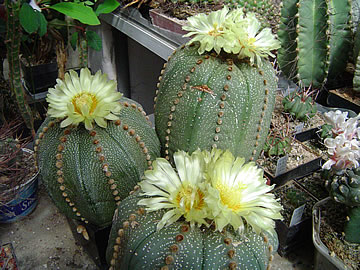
[154,7,280,162]
[34,69,160,228]
[277,0,353,88]
[106,149,281,269]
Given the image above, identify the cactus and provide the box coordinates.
[282,89,317,121]
[35,69,161,228]
[154,8,280,162]
[5,0,35,137]
[277,0,353,88]
[106,149,281,269]
[326,168,360,243]
[263,134,292,157]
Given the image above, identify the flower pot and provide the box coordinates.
[273,180,317,256]
[258,139,323,186]
[0,149,39,223]
[312,197,360,270]
[326,89,360,114]
[21,61,58,99]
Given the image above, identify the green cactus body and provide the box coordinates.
[263,136,291,157]
[327,168,360,243]
[278,0,352,88]
[0,138,21,170]
[35,98,160,228]
[154,44,277,162]
[106,191,278,269]
[282,93,317,121]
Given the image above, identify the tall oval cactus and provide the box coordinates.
[277,0,353,88]
[154,7,280,162]
[35,69,160,228]
[106,149,281,269]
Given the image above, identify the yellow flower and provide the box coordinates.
[46,68,122,130]
[138,150,209,230]
[205,150,282,235]
[232,13,280,64]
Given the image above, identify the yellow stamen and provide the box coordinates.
[176,185,205,212]
[216,182,245,212]
[72,92,98,115]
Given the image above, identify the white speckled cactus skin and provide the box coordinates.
[154,43,277,162]
[106,190,278,269]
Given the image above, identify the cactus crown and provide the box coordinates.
[282,87,317,121]
[46,68,123,130]
[326,168,360,207]
[263,128,292,157]
[182,6,280,64]
[138,149,282,236]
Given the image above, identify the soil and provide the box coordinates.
[272,94,326,136]
[318,199,360,270]
[295,172,328,202]
[257,139,320,176]
[273,181,316,227]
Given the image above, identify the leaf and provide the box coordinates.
[49,2,100,25]
[48,19,68,30]
[71,32,79,51]
[95,0,120,16]
[86,30,102,51]
[37,12,48,37]
[19,3,40,34]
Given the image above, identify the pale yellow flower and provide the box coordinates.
[205,150,282,235]
[232,13,280,64]
[46,68,122,130]
[182,6,237,54]
[138,150,209,230]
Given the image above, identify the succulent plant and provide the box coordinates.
[277,0,353,88]
[106,149,281,269]
[263,134,292,157]
[35,69,161,229]
[154,7,280,162]
[326,168,360,243]
[282,89,317,121]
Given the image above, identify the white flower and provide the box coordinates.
[46,68,122,130]
[205,150,282,235]
[323,110,360,139]
[322,134,360,170]
[138,150,209,230]
[232,13,280,64]
[182,6,236,54]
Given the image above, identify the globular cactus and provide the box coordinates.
[326,168,360,243]
[277,0,353,88]
[35,69,160,228]
[106,149,281,269]
[154,7,280,162]
[282,90,317,121]
[263,134,292,157]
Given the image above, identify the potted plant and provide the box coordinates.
[312,110,360,269]
[0,119,39,223]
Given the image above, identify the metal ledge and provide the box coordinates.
[100,8,187,60]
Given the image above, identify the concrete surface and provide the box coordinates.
[1,184,315,270]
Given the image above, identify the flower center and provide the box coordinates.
[248,37,257,46]
[208,23,223,37]
[176,185,205,212]
[72,92,98,115]
[216,182,244,212]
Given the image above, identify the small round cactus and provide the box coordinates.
[35,69,161,228]
[282,90,317,121]
[326,168,360,243]
[263,135,292,157]
[106,149,281,269]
